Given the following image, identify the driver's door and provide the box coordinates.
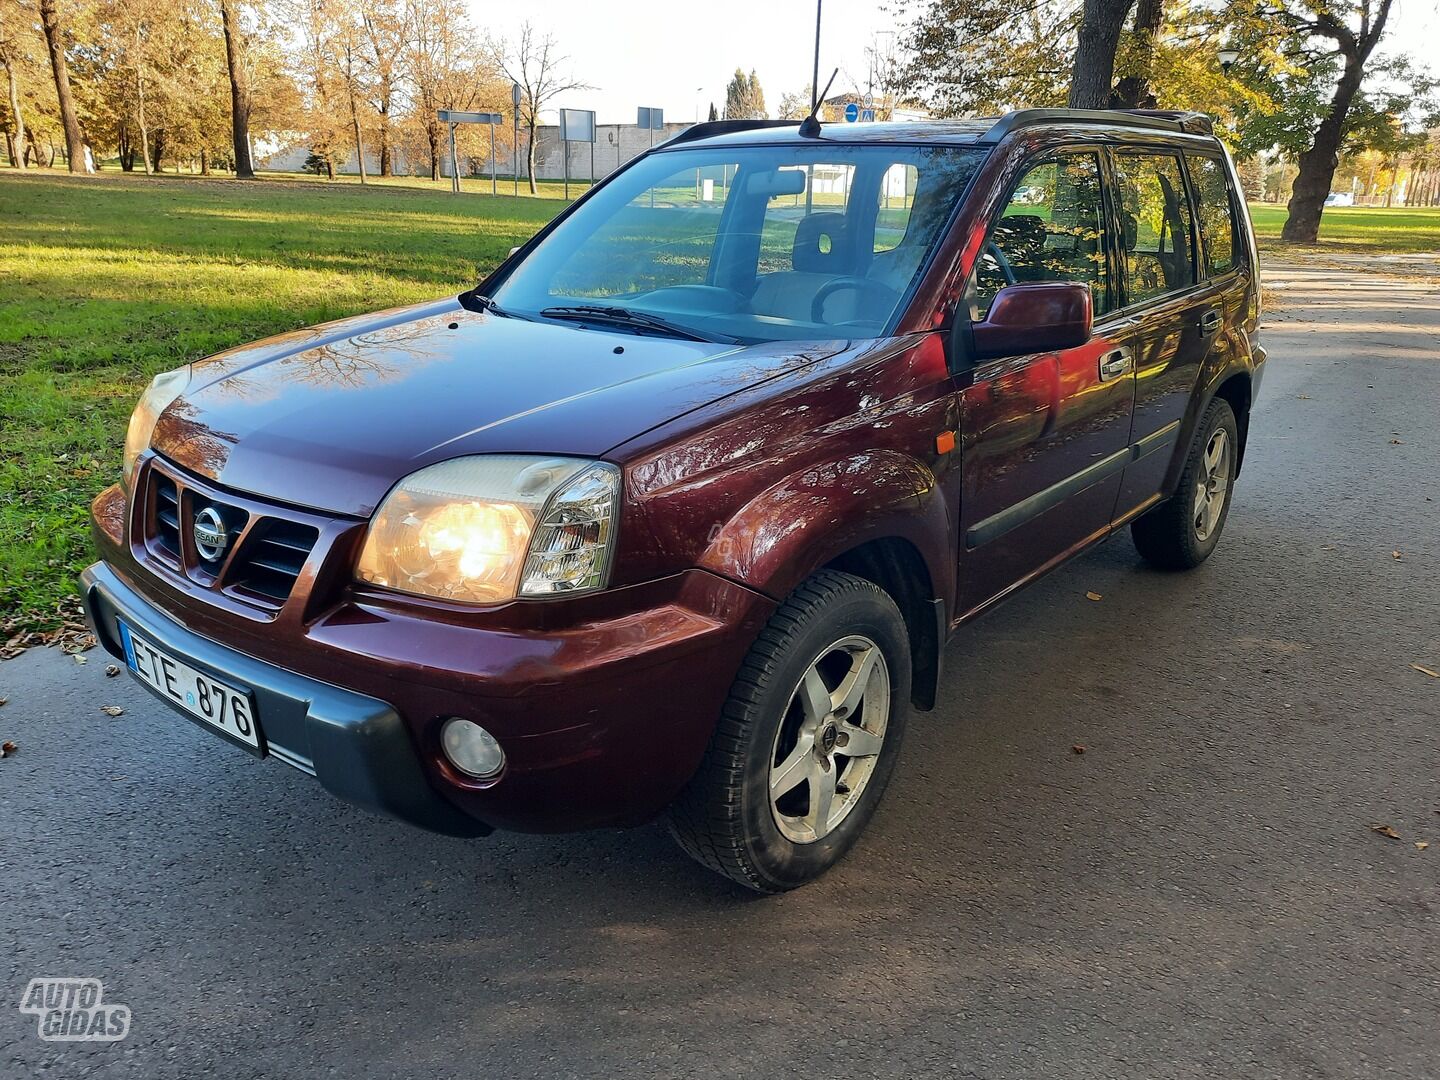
[954,150,1136,618]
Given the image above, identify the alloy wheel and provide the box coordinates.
[1193,427,1231,542]
[769,635,891,844]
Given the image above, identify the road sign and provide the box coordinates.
[437,109,502,125]
[864,93,875,109]
[844,101,859,123]
[511,81,521,108]
[560,108,596,143]
[637,107,664,130]
[861,109,876,122]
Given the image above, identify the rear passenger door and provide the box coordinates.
[1109,147,1214,518]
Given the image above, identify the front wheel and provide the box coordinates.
[667,570,910,893]
[1132,397,1239,570]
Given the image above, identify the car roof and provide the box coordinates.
[660,109,1219,152]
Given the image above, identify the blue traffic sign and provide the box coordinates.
[844,101,859,123]
[861,109,876,122]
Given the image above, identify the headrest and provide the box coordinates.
[792,213,849,273]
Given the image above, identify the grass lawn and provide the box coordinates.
[1248,203,1440,253]
[2,172,1438,644]
[0,170,565,641]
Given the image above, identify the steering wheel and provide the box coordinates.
[984,242,1018,287]
[810,276,879,324]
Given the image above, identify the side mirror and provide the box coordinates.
[970,282,1093,361]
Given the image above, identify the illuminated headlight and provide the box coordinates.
[356,455,620,604]
[122,367,191,488]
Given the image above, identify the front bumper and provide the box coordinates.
[82,562,490,836]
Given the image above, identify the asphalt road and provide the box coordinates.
[3,262,1437,1079]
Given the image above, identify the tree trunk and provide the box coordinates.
[3,54,27,169]
[526,117,538,195]
[348,85,367,184]
[133,30,153,175]
[151,128,165,172]
[219,0,255,179]
[38,0,90,174]
[200,146,210,175]
[377,93,392,176]
[1281,57,1365,243]
[426,122,440,181]
[1068,0,1133,108]
[1109,0,1163,109]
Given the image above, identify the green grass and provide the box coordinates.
[0,170,565,636]
[1248,203,1440,253]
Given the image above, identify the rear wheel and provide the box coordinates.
[667,570,910,892]
[1132,397,1238,569]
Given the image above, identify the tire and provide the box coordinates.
[667,569,911,893]
[1132,397,1239,570]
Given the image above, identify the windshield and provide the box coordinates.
[491,142,986,344]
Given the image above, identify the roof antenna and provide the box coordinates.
[800,67,838,138]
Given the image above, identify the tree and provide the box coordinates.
[1268,0,1396,241]
[894,0,1075,115]
[707,101,717,122]
[360,0,403,176]
[1068,0,1132,107]
[499,21,588,194]
[37,0,89,171]
[219,0,254,177]
[723,67,767,119]
[0,0,31,167]
[1109,0,1163,108]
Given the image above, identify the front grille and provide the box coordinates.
[230,519,320,603]
[142,460,326,613]
[152,474,182,562]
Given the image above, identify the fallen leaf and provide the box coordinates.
[100,705,124,717]
[1370,824,1401,839]
[1072,744,1086,755]
[0,740,16,758]
[0,696,7,707]
[1392,551,1402,560]
[1416,841,1429,851]
[1411,664,1440,679]
[1297,394,1311,400]
[72,653,87,665]
[1085,591,1103,601]
[1390,438,1403,445]
[105,664,120,677]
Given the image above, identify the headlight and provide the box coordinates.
[355,455,620,604]
[123,367,190,488]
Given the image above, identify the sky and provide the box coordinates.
[471,0,1440,126]
[473,0,902,125]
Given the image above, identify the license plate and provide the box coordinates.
[117,620,262,751]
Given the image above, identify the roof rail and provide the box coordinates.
[659,118,800,148]
[978,108,1214,144]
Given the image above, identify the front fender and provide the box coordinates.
[697,449,954,607]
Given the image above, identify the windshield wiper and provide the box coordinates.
[463,291,531,320]
[539,304,728,343]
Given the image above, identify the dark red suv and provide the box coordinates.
[83,108,1263,891]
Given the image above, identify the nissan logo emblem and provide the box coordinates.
[193,507,229,562]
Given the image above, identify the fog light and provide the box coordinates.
[440,718,505,779]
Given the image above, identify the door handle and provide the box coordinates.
[1099,348,1133,381]
[1199,309,1223,335]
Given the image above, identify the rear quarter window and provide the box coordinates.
[1186,154,1239,276]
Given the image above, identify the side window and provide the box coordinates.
[975,153,1110,318]
[1114,151,1196,304]
[1187,155,1238,276]
[874,163,917,253]
[756,163,856,275]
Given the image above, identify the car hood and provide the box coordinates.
[151,298,843,517]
